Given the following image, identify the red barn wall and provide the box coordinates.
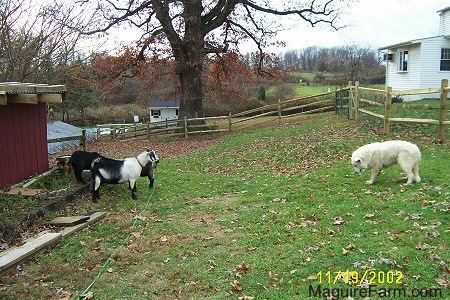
[0,103,49,188]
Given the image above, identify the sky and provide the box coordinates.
[251,0,449,52]
[90,0,449,53]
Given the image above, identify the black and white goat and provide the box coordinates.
[90,149,159,202]
[69,150,103,184]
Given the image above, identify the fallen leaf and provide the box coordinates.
[236,262,250,274]
[131,232,141,239]
[268,271,278,281]
[82,292,94,300]
[342,248,349,255]
[59,291,72,300]
[238,296,254,300]
[435,278,449,287]
[127,243,139,251]
[231,280,243,293]
[307,274,318,281]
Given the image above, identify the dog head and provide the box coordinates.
[351,156,368,174]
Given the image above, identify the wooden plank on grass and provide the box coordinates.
[5,187,43,196]
[0,232,62,275]
[60,212,107,238]
[47,216,90,226]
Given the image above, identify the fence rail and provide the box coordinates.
[94,92,335,141]
[338,79,449,142]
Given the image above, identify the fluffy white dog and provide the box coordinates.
[351,140,421,185]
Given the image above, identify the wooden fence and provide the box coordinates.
[95,92,335,140]
[340,79,449,142]
[48,129,87,151]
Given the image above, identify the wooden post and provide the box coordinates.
[438,79,448,142]
[81,129,87,151]
[354,81,360,121]
[383,86,392,134]
[111,125,116,140]
[96,126,101,139]
[146,120,150,140]
[333,86,337,115]
[184,116,188,139]
[348,81,354,120]
[278,99,282,122]
[228,112,232,132]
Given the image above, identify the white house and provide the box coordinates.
[379,7,450,101]
[149,99,180,123]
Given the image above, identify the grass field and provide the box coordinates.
[1,113,449,300]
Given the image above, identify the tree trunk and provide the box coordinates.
[178,59,203,120]
[176,0,204,121]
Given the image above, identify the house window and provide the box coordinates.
[151,109,161,118]
[398,50,408,71]
[440,48,450,71]
[175,109,179,116]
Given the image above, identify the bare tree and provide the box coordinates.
[0,0,82,83]
[52,0,349,119]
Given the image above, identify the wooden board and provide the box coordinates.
[47,216,90,226]
[0,212,106,276]
[60,212,107,238]
[7,94,38,104]
[5,187,43,196]
[0,232,62,275]
[38,94,62,103]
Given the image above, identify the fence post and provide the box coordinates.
[348,81,354,120]
[354,81,360,121]
[184,116,188,139]
[228,112,232,132]
[438,79,448,142]
[146,120,150,140]
[383,86,392,134]
[278,99,282,122]
[81,129,87,151]
[111,125,116,140]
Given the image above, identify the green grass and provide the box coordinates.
[1,113,449,300]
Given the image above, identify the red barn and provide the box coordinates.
[0,83,67,188]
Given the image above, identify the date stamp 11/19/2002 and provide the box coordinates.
[315,270,403,285]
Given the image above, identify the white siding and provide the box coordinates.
[419,37,450,91]
[439,8,450,36]
[149,107,179,123]
[385,37,450,101]
[385,44,422,101]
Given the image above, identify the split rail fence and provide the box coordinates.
[95,92,335,140]
[336,79,449,142]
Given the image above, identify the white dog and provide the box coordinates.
[351,140,421,185]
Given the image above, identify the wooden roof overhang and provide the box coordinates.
[0,82,67,105]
